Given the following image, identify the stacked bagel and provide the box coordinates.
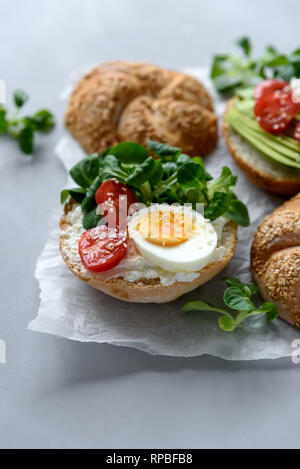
[62,61,300,327]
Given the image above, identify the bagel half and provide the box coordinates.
[60,201,238,304]
[223,99,300,197]
[251,194,300,327]
[65,61,218,157]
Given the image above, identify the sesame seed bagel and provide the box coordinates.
[251,193,300,327]
[65,61,218,157]
[223,99,300,197]
[60,201,238,304]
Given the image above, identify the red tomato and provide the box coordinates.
[254,79,289,100]
[95,180,138,229]
[254,91,300,134]
[79,226,128,272]
[294,122,300,144]
[95,180,137,208]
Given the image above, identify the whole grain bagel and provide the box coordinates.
[65,61,218,157]
[251,194,300,327]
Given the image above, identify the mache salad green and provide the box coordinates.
[61,141,250,230]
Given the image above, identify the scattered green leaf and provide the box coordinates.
[224,287,255,312]
[183,278,279,332]
[219,316,237,332]
[0,106,8,133]
[0,90,55,155]
[182,301,229,316]
[18,126,34,155]
[14,90,29,108]
[236,37,252,57]
[31,110,55,132]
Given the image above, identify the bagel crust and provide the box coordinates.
[251,194,300,327]
[223,99,300,197]
[65,61,218,157]
[60,201,238,304]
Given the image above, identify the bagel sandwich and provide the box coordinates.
[223,79,300,197]
[59,142,249,304]
[60,200,238,304]
[223,99,300,197]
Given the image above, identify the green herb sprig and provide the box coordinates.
[183,278,279,332]
[211,37,300,97]
[61,141,250,230]
[0,90,55,155]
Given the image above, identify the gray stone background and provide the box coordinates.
[1,0,300,449]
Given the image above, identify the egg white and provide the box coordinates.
[128,205,218,273]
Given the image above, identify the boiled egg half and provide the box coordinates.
[128,205,218,273]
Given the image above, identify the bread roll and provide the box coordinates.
[251,194,300,327]
[65,61,218,157]
[223,99,300,197]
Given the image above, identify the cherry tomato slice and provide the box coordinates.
[254,91,300,134]
[254,79,288,100]
[95,180,138,229]
[294,122,300,144]
[79,226,128,273]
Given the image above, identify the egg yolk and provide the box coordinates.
[136,210,194,246]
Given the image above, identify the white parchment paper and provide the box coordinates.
[28,68,300,360]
